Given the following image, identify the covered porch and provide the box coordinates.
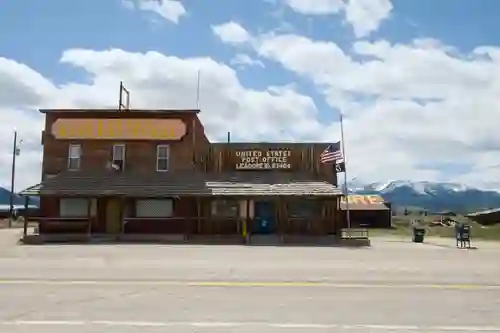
[20,171,343,243]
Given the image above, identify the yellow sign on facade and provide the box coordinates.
[51,118,187,140]
[340,195,384,205]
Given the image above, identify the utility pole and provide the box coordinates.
[9,131,20,227]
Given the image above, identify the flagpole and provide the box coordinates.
[339,113,351,231]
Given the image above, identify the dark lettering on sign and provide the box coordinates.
[235,150,292,170]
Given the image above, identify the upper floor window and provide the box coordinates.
[112,144,126,171]
[67,144,81,170]
[156,145,170,172]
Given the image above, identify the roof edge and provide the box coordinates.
[39,108,201,114]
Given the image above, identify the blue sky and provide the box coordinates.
[4,0,500,86]
[2,0,500,189]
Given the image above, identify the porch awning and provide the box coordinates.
[18,183,42,196]
[39,171,342,198]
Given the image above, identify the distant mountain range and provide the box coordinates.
[347,180,500,214]
[0,187,39,207]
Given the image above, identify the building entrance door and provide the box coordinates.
[105,198,122,234]
[253,201,276,234]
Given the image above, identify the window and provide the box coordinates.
[211,199,239,218]
[59,198,88,217]
[156,145,170,172]
[112,144,125,171]
[287,199,321,218]
[68,144,81,170]
[135,199,174,218]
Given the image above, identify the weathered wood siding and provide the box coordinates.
[42,111,210,177]
[206,143,338,185]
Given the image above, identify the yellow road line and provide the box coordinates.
[0,279,499,290]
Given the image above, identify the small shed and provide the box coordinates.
[340,194,392,228]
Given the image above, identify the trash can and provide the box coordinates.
[456,223,471,248]
[412,227,426,243]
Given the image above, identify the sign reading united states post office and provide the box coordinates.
[235,149,292,170]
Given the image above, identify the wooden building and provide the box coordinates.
[21,108,343,243]
[340,195,392,228]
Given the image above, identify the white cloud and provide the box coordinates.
[211,21,252,45]
[123,0,186,24]
[344,0,393,38]
[283,0,393,38]
[4,22,500,192]
[213,24,500,189]
[230,54,265,68]
[284,0,345,15]
[0,49,324,190]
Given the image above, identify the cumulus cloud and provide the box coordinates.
[0,49,324,190]
[344,0,393,38]
[211,21,252,45]
[123,0,186,23]
[283,0,393,38]
[212,23,500,189]
[230,54,265,68]
[3,18,500,191]
[284,0,345,15]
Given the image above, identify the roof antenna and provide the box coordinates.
[118,81,130,111]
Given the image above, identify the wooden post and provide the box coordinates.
[196,197,201,235]
[184,198,190,242]
[87,198,92,238]
[278,197,284,242]
[23,196,29,238]
[245,198,250,244]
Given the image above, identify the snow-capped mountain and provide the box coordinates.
[345,180,500,214]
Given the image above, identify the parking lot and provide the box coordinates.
[0,230,499,332]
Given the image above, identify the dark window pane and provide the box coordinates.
[68,157,80,170]
[157,146,169,159]
[287,199,320,217]
[211,200,239,218]
[157,158,169,171]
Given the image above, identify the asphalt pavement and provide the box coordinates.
[0,230,499,332]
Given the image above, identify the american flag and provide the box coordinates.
[320,142,343,163]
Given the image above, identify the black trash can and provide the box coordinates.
[412,227,426,243]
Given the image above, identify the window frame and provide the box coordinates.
[286,199,321,218]
[156,144,170,172]
[59,198,88,217]
[211,199,240,218]
[67,144,82,171]
[112,144,126,171]
[135,199,174,218]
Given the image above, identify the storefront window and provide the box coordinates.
[135,199,174,218]
[211,199,239,218]
[59,198,88,217]
[287,199,321,218]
